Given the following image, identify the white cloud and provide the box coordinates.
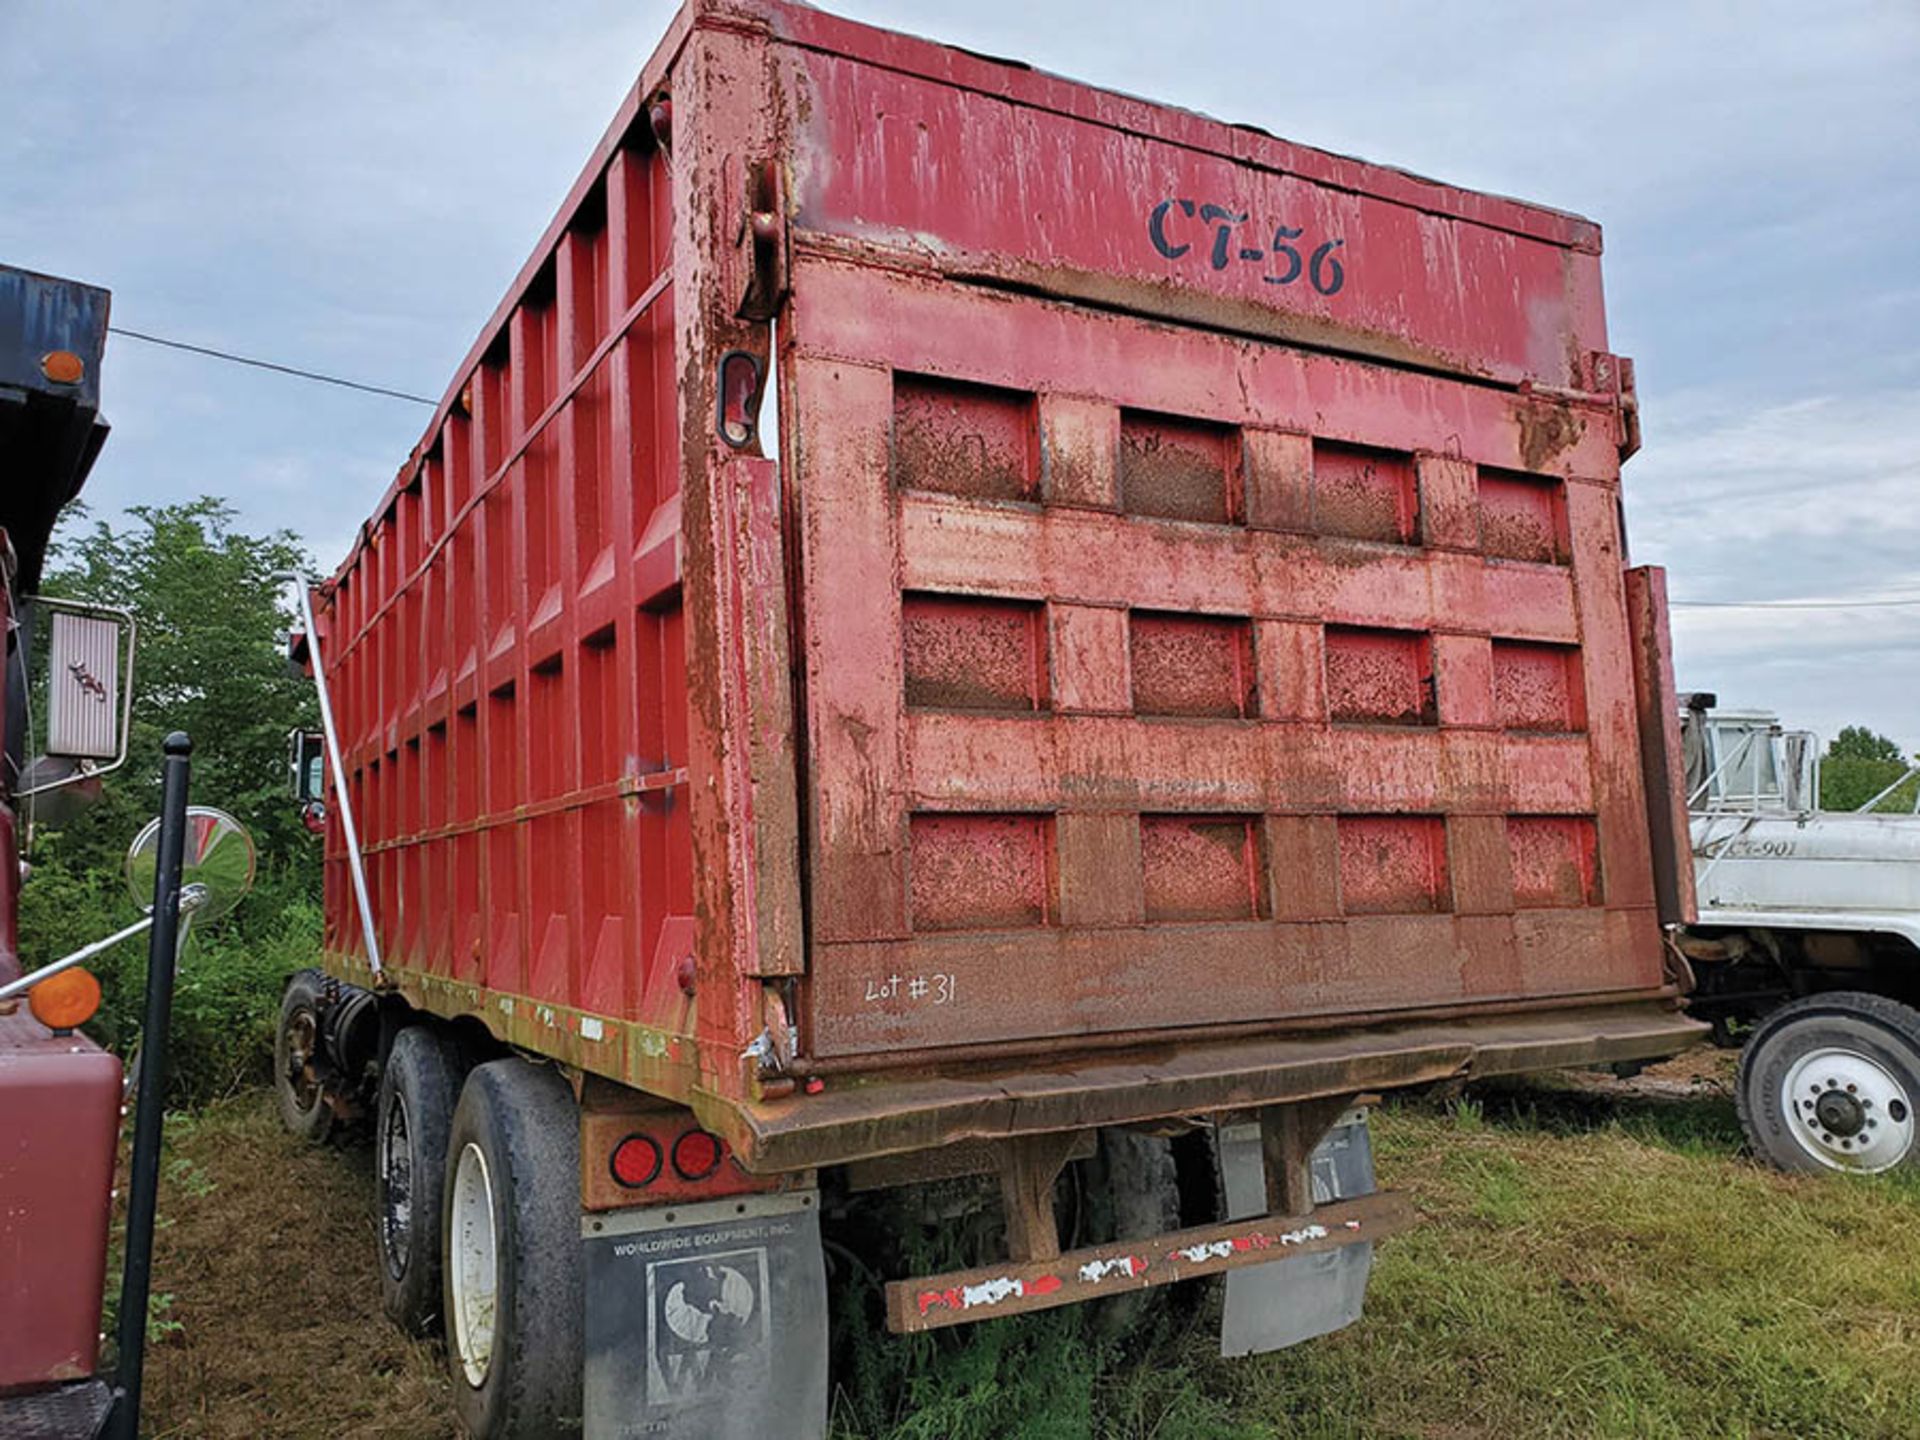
[1633,389,1920,546]
[1626,387,1920,749]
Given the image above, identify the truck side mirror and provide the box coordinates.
[1782,730,1817,814]
[45,608,122,758]
[21,598,136,798]
[288,729,326,804]
[126,805,257,922]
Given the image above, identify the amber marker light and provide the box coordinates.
[29,966,102,1031]
[40,350,86,385]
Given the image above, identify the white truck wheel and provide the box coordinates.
[1737,991,1920,1174]
[449,1140,500,1385]
[443,1059,584,1437]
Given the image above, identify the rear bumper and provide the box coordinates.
[701,999,1706,1173]
[888,1189,1418,1334]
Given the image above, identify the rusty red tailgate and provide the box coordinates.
[768,4,1668,1060]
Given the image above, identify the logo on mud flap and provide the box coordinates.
[645,1247,771,1404]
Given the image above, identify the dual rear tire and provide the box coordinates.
[375,1027,465,1334]
[282,993,586,1438]
[379,1044,586,1436]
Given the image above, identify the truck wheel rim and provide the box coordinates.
[1781,1046,1914,1173]
[282,1008,322,1114]
[449,1141,499,1386]
[379,1093,414,1281]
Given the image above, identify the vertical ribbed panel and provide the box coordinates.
[44,611,119,759]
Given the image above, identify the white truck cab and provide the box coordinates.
[1679,698,1920,1174]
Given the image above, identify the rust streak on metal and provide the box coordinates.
[1514,396,1587,474]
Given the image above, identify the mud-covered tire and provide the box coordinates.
[1737,991,1920,1174]
[443,1059,584,1438]
[1082,1129,1182,1241]
[376,1025,466,1335]
[274,969,335,1143]
[1077,1129,1184,1338]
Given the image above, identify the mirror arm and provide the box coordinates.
[0,914,153,1004]
[0,886,210,1005]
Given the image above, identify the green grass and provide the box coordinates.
[825,1069,1920,1440]
[141,1067,1920,1440]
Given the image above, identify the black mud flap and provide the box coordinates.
[584,1190,828,1440]
[1216,1110,1375,1357]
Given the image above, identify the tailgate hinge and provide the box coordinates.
[736,157,788,321]
[1589,350,1640,461]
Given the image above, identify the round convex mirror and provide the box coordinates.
[126,806,257,922]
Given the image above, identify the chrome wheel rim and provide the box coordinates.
[379,1091,413,1281]
[1781,1046,1914,1173]
[449,1141,499,1387]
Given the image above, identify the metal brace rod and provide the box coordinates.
[0,885,211,1005]
[1691,813,1759,892]
[278,572,383,980]
[1855,761,1920,815]
[0,913,147,1004]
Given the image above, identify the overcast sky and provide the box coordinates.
[5,0,1917,749]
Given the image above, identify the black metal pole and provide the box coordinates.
[107,732,191,1440]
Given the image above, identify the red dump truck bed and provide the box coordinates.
[313,0,1699,1169]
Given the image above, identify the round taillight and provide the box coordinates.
[671,1129,723,1181]
[610,1133,663,1189]
[30,967,102,1031]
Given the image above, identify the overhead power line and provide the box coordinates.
[1671,595,1920,612]
[82,327,1920,617]
[107,325,436,406]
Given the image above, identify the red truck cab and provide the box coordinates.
[0,265,123,1433]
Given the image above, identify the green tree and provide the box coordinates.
[1828,725,1905,766]
[33,498,318,870]
[1819,725,1918,813]
[17,498,323,1101]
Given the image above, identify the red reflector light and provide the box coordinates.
[671,1129,723,1181]
[610,1134,663,1189]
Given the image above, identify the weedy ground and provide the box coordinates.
[135,1052,1920,1439]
